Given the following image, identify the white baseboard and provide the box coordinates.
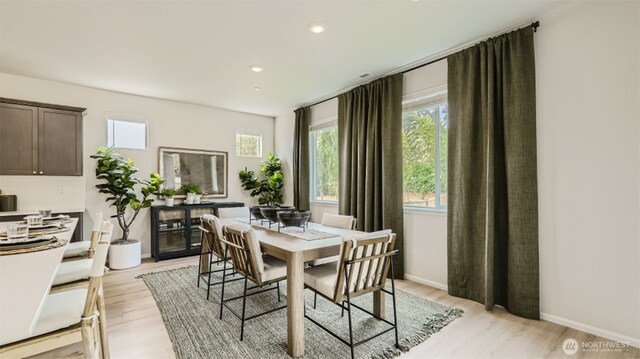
[141,253,151,259]
[540,312,639,348]
[404,274,448,291]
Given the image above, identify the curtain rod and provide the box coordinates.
[304,21,540,109]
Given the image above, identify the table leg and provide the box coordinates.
[373,289,385,318]
[287,251,305,357]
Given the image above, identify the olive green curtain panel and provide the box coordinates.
[447,25,539,319]
[293,107,310,211]
[337,74,405,279]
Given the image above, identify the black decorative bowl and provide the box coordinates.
[277,210,311,228]
[250,206,266,220]
[260,206,295,223]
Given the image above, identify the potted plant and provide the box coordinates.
[239,152,289,220]
[160,188,177,207]
[180,183,201,204]
[91,147,164,269]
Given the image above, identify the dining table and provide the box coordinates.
[0,218,78,346]
[219,218,387,358]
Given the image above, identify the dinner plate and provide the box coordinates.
[28,223,61,230]
[0,236,55,250]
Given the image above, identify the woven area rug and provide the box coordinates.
[139,265,462,359]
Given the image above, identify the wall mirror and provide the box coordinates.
[159,147,228,198]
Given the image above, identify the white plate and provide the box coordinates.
[28,223,61,230]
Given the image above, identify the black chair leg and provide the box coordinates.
[277,281,281,302]
[313,292,317,309]
[206,258,213,300]
[240,275,249,341]
[341,301,345,317]
[346,298,355,359]
[197,254,203,287]
[390,260,399,347]
[219,253,228,319]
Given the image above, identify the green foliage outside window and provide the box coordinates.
[402,102,448,207]
[312,127,339,201]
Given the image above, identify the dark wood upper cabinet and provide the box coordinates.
[0,103,38,175]
[0,98,85,176]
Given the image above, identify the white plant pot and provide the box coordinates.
[165,197,175,207]
[185,193,195,204]
[108,240,141,269]
[194,194,202,204]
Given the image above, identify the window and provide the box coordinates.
[402,92,448,209]
[236,129,262,157]
[107,118,147,150]
[310,122,339,202]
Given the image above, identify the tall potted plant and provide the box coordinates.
[239,152,288,220]
[91,147,164,269]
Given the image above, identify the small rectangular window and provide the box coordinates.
[107,118,147,150]
[236,129,262,157]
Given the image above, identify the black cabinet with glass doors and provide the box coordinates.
[150,202,244,261]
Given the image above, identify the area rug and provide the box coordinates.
[139,265,462,359]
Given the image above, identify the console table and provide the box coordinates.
[150,202,244,261]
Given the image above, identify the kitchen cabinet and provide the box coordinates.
[0,98,85,176]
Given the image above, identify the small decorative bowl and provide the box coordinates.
[251,206,266,220]
[277,210,311,228]
[260,206,295,223]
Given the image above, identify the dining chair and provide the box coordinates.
[0,221,114,359]
[304,231,399,359]
[219,224,287,341]
[217,206,250,219]
[52,221,114,287]
[310,213,358,267]
[321,213,357,230]
[63,212,103,261]
[197,214,242,300]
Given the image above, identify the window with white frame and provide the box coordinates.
[236,129,262,157]
[309,121,339,202]
[402,90,448,209]
[107,118,147,150]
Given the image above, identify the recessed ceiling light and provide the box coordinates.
[249,65,263,73]
[307,23,326,34]
[253,87,261,91]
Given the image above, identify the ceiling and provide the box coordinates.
[0,1,569,117]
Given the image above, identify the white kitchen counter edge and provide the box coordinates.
[0,209,85,217]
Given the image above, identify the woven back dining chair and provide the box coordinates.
[197,214,241,300]
[304,231,399,359]
[219,224,287,341]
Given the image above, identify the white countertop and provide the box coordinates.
[0,209,85,217]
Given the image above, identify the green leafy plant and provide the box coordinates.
[239,152,284,207]
[160,188,177,198]
[180,183,201,194]
[91,147,164,243]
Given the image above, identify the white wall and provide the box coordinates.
[0,72,274,256]
[274,0,639,345]
[535,1,639,345]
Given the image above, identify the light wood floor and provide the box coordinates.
[32,257,638,359]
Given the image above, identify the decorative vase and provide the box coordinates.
[185,192,195,204]
[165,197,174,207]
[194,194,202,204]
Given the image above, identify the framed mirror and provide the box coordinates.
[159,147,228,198]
